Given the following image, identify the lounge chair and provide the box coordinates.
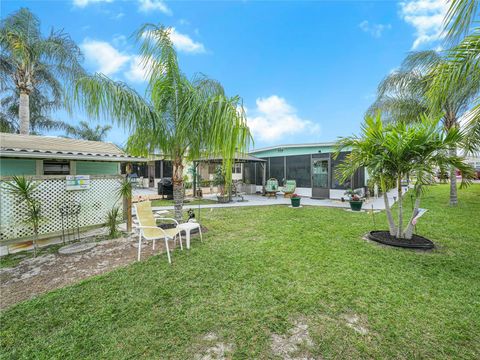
[265,178,279,198]
[281,180,296,198]
[134,201,183,263]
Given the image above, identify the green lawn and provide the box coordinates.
[150,198,217,207]
[1,184,479,359]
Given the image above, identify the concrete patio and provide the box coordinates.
[134,187,403,212]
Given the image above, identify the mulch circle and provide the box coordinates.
[367,230,435,250]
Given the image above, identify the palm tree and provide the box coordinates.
[65,121,112,141]
[0,8,84,134]
[74,24,251,221]
[1,88,66,134]
[335,113,474,240]
[369,50,480,205]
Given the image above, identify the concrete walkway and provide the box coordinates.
[149,188,403,212]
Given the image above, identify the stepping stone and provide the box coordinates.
[58,242,96,255]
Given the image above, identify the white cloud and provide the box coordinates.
[138,0,171,15]
[73,0,113,7]
[247,96,320,142]
[359,20,392,38]
[399,0,448,49]
[81,39,130,75]
[125,55,150,82]
[169,28,206,54]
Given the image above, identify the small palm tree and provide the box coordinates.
[0,8,85,134]
[75,24,250,221]
[117,178,133,233]
[335,113,474,240]
[65,121,112,141]
[4,176,43,256]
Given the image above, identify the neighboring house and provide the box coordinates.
[0,133,146,253]
[0,133,140,177]
[247,142,367,199]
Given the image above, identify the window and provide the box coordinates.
[286,155,311,187]
[269,157,285,182]
[43,160,70,175]
[243,163,256,184]
[255,161,267,185]
[163,161,173,178]
[232,163,242,174]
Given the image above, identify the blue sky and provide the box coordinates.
[2,0,448,150]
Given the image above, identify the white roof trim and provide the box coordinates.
[249,142,337,154]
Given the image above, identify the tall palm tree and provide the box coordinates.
[0,8,84,134]
[65,121,112,141]
[335,113,473,240]
[74,24,251,221]
[369,50,480,205]
[0,88,66,134]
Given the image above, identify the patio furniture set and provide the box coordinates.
[265,178,296,198]
[134,201,202,263]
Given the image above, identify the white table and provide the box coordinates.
[178,222,202,249]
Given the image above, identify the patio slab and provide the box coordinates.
[149,188,402,212]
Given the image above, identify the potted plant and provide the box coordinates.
[213,165,229,203]
[290,193,301,208]
[344,189,364,211]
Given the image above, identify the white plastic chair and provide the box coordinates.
[134,201,182,263]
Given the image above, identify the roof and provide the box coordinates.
[195,152,267,163]
[0,133,147,162]
[249,142,337,154]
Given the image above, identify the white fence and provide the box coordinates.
[0,175,123,242]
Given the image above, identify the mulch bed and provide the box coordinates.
[367,230,434,250]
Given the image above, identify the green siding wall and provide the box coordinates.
[0,158,36,176]
[76,161,119,175]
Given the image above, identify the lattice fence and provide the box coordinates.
[0,176,123,241]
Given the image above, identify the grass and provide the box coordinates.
[1,184,479,359]
[150,198,217,207]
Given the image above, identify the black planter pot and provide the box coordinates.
[367,231,434,250]
[349,200,363,211]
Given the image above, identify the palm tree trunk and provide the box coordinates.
[449,146,458,206]
[404,196,421,240]
[126,196,132,233]
[172,158,184,222]
[381,177,397,236]
[19,91,30,134]
[396,176,403,239]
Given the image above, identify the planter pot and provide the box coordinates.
[291,197,301,208]
[217,195,230,203]
[349,200,363,211]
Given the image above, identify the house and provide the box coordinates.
[0,133,146,252]
[246,142,367,199]
[0,133,142,177]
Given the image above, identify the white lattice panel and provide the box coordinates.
[0,176,123,241]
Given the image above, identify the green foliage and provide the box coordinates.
[335,113,475,239]
[116,177,132,200]
[0,8,85,132]
[105,206,121,239]
[3,176,43,255]
[64,121,112,141]
[0,89,67,134]
[212,165,227,195]
[1,185,480,358]
[74,24,250,220]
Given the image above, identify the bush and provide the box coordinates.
[105,206,121,239]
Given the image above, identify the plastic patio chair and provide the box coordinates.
[281,180,297,198]
[134,201,183,263]
[265,178,279,198]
